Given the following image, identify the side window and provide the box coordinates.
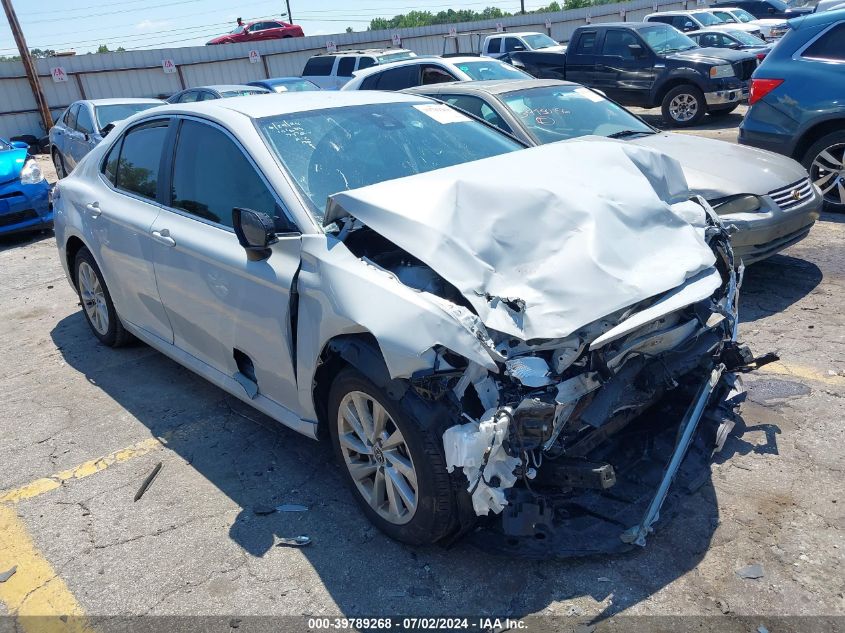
[170,120,280,229]
[371,65,418,90]
[197,91,216,101]
[178,91,200,103]
[442,95,512,133]
[357,56,376,70]
[65,104,80,130]
[420,64,457,86]
[574,31,598,54]
[102,139,122,185]
[486,37,501,53]
[114,121,169,200]
[337,57,356,77]
[303,56,335,76]
[602,30,640,58]
[503,37,525,52]
[76,106,95,134]
[802,23,845,61]
[648,15,673,25]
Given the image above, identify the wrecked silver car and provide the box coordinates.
[53,92,768,555]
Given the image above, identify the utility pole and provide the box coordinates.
[285,0,293,23]
[520,0,526,14]
[1,0,53,132]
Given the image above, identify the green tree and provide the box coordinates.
[97,44,110,53]
[345,26,353,33]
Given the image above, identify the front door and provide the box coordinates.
[67,105,99,167]
[594,29,657,107]
[150,118,301,409]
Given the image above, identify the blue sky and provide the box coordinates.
[0,0,549,56]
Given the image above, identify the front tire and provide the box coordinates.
[74,247,132,347]
[802,130,845,213]
[328,367,457,545]
[661,85,706,128]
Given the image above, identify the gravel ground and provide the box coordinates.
[1,122,843,631]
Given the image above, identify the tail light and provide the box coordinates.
[749,78,783,105]
[756,52,767,61]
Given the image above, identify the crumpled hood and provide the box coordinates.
[0,148,27,186]
[629,132,808,200]
[326,140,718,342]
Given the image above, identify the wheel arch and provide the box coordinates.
[64,235,88,289]
[792,117,845,163]
[653,76,704,108]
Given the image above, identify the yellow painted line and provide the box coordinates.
[0,505,93,632]
[759,361,845,387]
[0,437,162,504]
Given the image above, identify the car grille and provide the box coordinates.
[769,177,814,211]
[732,58,758,81]
[0,209,37,227]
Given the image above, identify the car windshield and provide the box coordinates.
[453,60,530,80]
[376,51,417,63]
[94,103,161,129]
[522,33,560,49]
[258,102,522,223]
[640,25,699,53]
[0,138,10,151]
[270,79,319,92]
[733,9,756,21]
[220,88,268,97]
[693,11,726,24]
[501,85,654,144]
[728,29,766,44]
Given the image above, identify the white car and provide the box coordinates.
[341,56,531,91]
[301,49,417,90]
[707,7,787,39]
[481,32,566,58]
[51,91,755,553]
[644,10,765,38]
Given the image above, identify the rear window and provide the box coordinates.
[95,103,160,129]
[376,51,416,63]
[303,56,335,76]
[113,121,169,200]
[219,88,268,97]
[802,23,845,62]
[453,60,529,80]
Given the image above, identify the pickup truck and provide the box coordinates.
[481,31,567,58]
[507,22,759,127]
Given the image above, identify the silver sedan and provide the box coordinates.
[407,79,821,265]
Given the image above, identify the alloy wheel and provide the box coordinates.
[337,390,418,525]
[811,142,845,208]
[669,93,699,123]
[78,261,109,335]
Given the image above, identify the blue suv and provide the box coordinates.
[739,10,845,212]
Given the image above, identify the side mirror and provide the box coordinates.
[233,207,278,260]
[628,43,646,57]
[513,44,525,51]
[11,140,29,150]
[100,123,115,137]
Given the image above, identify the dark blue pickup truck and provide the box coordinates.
[508,22,759,127]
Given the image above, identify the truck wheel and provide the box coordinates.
[328,367,458,545]
[802,130,845,213]
[661,85,706,128]
[708,104,739,117]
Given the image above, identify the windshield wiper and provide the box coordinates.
[607,129,655,139]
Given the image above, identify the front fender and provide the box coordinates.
[294,234,500,421]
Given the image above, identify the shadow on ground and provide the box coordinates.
[740,254,823,322]
[0,228,53,253]
[49,310,778,619]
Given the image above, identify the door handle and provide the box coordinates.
[151,229,176,247]
[86,201,101,217]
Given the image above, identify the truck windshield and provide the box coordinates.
[732,9,757,22]
[693,11,726,25]
[500,85,654,145]
[522,33,560,49]
[258,102,522,223]
[640,25,699,53]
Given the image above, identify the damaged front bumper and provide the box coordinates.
[430,202,773,557]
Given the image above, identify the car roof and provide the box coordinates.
[151,90,430,120]
[405,78,579,96]
[84,98,164,106]
[310,48,413,57]
[350,55,493,80]
[788,7,845,28]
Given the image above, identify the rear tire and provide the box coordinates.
[328,367,458,545]
[74,247,133,347]
[802,130,845,214]
[661,85,706,128]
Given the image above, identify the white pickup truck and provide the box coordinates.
[481,32,566,58]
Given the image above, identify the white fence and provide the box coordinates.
[0,0,698,140]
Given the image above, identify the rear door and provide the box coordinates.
[67,104,98,167]
[149,117,301,408]
[593,29,656,106]
[90,118,174,342]
[565,29,601,86]
[61,104,85,169]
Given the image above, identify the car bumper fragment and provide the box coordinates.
[0,180,52,235]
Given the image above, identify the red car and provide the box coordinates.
[206,20,304,45]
